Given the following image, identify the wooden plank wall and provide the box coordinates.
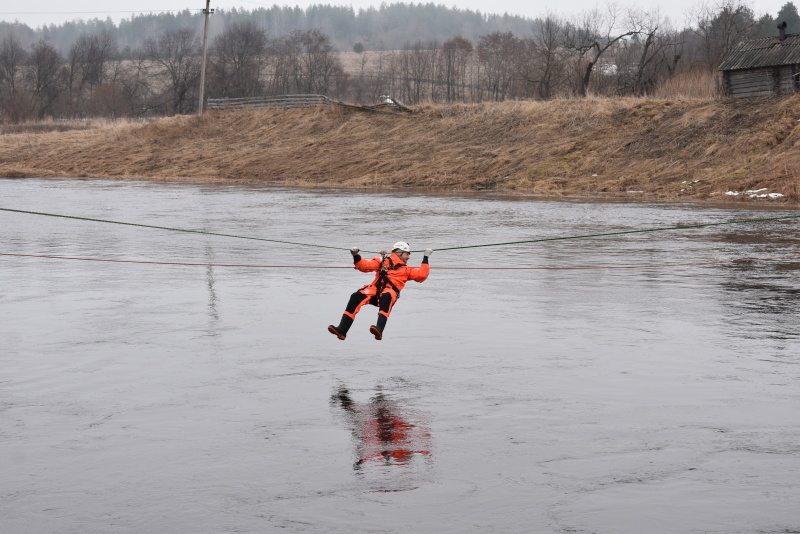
[726,69,773,98]
[207,94,333,110]
[724,66,800,98]
[778,65,797,94]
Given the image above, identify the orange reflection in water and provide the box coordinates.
[332,385,431,470]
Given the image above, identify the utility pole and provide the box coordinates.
[198,0,214,114]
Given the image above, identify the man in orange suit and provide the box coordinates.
[328,241,432,340]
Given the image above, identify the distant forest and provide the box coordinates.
[0,4,541,54]
[1,1,800,121]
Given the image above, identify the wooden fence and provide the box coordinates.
[207,94,419,113]
[207,94,333,110]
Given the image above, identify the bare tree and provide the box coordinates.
[439,37,472,102]
[398,40,437,103]
[0,34,27,92]
[91,59,137,119]
[269,32,301,95]
[144,28,201,115]
[350,44,371,102]
[692,0,757,69]
[0,33,30,121]
[120,55,157,116]
[26,40,65,119]
[368,46,399,102]
[613,9,686,96]
[68,31,118,89]
[66,31,119,117]
[520,15,571,99]
[295,30,344,95]
[477,31,519,101]
[566,6,640,97]
[209,21,269,98]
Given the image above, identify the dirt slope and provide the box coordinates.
[2,97,799,203]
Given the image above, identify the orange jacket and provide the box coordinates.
[355,252,429,294]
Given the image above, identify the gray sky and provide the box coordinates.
[0,0,792,30]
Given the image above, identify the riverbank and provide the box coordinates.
[2,97,799,203]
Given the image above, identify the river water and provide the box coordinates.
[1,178,799,533]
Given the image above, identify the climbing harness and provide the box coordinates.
[374,252,403,298]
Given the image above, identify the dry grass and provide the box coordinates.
[651,70,718,100]
[0,117,156,135]
[2,97,799,203]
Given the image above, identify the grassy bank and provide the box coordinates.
[2,97,800,203]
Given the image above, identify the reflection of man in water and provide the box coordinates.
[332,386,431,469]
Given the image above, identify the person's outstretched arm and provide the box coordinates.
[408,248,432,282]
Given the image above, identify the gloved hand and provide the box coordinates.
[424,248,433,257]
[350,247,360,256]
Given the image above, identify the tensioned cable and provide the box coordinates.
[433,214,800,251]
[0,208,343,251]
[1,208,799,252]
[2,252,799,270]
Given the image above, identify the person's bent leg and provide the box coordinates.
[369,291,396,340]
[329,290,370,340]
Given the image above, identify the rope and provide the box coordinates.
[0,208,343,251]
[3,252,799,270]
[433,214,800,251]
[0,253,355,268]
[2,207,799,253]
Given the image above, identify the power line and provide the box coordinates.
[0,10,201,16]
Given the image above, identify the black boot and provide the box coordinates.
[328,315,353,340]
[369,314,387,341]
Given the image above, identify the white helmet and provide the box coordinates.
[392,241,411,253]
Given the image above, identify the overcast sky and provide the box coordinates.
[0,0,792,30]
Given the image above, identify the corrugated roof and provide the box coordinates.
[718,33,800,71]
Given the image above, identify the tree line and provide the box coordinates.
[0,3,541,57]
[0,0,799,122]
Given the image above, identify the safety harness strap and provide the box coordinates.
[376,255,402,299]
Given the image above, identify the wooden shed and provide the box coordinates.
[718,23,800,98]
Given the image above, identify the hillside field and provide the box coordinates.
[2,96,799,204]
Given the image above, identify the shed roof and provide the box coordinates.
[718,33,800,71]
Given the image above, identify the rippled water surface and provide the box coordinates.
[2,178,799,533]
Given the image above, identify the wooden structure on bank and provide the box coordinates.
[718,22,800,98]
[207,94,419,113]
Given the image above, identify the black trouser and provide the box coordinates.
[336,289,395,335]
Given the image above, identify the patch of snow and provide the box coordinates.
[729,189,784,199]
